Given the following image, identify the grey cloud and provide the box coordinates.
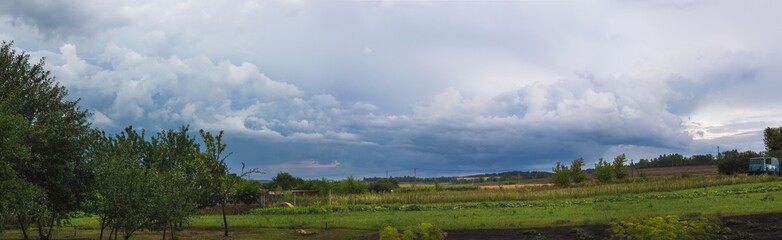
[0,0,126,39]
[3,0,780,178]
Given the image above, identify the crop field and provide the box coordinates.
[4,174,782,239]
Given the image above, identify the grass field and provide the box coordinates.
[4,175,782,240]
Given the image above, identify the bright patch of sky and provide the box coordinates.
[1,0,780,179]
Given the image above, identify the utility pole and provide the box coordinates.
[517,171,521,184]
[386,170,388,178]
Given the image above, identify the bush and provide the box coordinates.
[609,215,723,240]
[232,178,265,205]
[340,176,369,194]
[717,150,761,175]
[613,154,629,180]
[378,222,447,240]
[380,225,401,240]
[571,158,587,184]
[594,158,613,183]
[369,178,400,193]
[552,162,570,187]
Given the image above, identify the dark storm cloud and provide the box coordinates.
[0,0,126,39]
[1,0,780,178]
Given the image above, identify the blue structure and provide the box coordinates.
[748,157,779,175]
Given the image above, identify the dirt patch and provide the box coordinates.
[480,183,554,189]
[634,165,719,177]
[445,225,609,240]
[357,212,782,240]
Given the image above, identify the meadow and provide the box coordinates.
[4,174,782,239]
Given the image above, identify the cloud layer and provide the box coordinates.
[2,0,780,178]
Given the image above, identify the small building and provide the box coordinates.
[748,157,779,175]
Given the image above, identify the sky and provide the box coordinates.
[1,0,780,179]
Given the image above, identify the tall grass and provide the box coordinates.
[287,175,780,206]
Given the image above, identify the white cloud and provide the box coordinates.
[269,160,341,170]
[90,111,114,127]
[3,0,779,178]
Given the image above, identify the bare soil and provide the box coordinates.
[633,165,719,177]
[436,212,782,240]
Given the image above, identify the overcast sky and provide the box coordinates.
[1,0,780,179]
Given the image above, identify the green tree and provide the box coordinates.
[199,129,261,237]
[764,127,782,159]
[86,126,210,240]
[268,172,305,191]
[552,161,570,186]
[0,41,92,240]
[717,150,762,175]
[340,176,369,194]
[88,127,156,240]
[369,178,400,193]
[570,157,587,184]
[594,158,613,183]
[764,127,782,152]
[231,178,265,205]
[613,154,629,180]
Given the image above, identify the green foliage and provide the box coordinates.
[764,127,782,152]
[416,222,447,240]
[401,229,417,240]
[232,178,265,205]
[268,172,305,191]
[86,126,222,239]
[609,215,723,240]
[0,41,93,239]
[198,129,261,237]
[299,178,338,194]
[594,158,613,183]
[613,154,629,180]
[552,161,571,186]
[378,223,447,240]
[379,225,401,240]
[0,162,49,239]
[340,176,369,194]
[718,150,761,175]
[571,157,587,184]
[370,178,401,193]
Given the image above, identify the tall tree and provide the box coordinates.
[199,129,261,237]
[552,162,571,186]
[594,158,613,183]
[0,41,92,240]
[570,157,587,184]
[613,154,629,180]
[764,127,782,159]
[764,127,782,152]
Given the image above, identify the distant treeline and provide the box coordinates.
[364,171,552,184]
[636,154,717,169]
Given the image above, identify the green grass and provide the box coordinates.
[310,175,780,205]
[8,180,782,240]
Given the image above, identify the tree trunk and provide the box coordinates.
[221,201,229,237]
[170,223,176,240]
[18,216,29,240]
[162,227,167,240]
[46,215,55,240]
[99,218,106,240]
